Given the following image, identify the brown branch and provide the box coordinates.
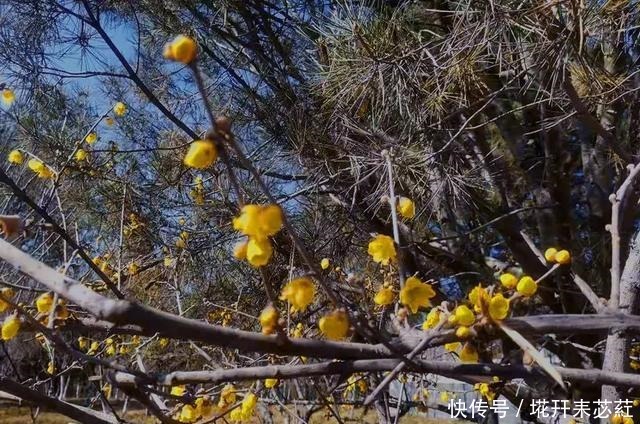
[0,378,117,424]
[112,357,640,390]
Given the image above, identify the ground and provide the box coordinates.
[0,406,458,423]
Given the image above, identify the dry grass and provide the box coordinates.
[0,406,458,423]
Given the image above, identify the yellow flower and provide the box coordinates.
[623,417,634,424]
[2,315,20,340]
[0,287,14,312]
[158,338,169,348]
[516,276,537,297]
[131,335,141,346]
[46,361,55,375]
[292,322,304,338]
[102,383,112,399]
[164,35,198,64]
[175,237,186,249]
[218,384,236,408]
[36,292,54,313]
[2,89,15,106]
[127,262,139,275]
[7,150,23,164]
[488,294,510,321]
[544,247,558,262]
[259,305,279,335]
[87,341,100,355]
[119,345,129,355]
[233,240,248,260]
[164,256,174,267]
[468,285,489,312]
[499,273,518,289]
[246,237,273,267]
[397,196,416,219]
[233,204,283,239]
[611,415,624,424]
[28,159,54,179]
[183,140,217,169]
[85,132,97,144]
[241,392,257,416]
[374,286,394,306]
[195,397,213,417]
[422,309,441,330]
[106,345,116,356]
[456,326,471,338]
[113,102,127,116]
[367,234,396,265]
[444,342,461,352]
[74,149,87,162]
[439,391,451,403]
[320,258,330,270]
[178,404,197,423]
[279,277,315,313]
[105,117,114,126]
[265,378,279,389]
[318,309,349,340]
[555,249,571,265]
[399,276,436,313]
[459,343,478,363]
[475,383,495,401]
[171,385,186,396]
[453,305,475,326]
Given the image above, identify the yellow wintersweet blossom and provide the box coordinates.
[102,383,112,399]
[399,276,436,313]
[7,150,23,164]
[259,305,279,335]
[46,361,55,375]
[36,292,54,313]
[105,117,114,126]
[475,383,496,401]
[246,237,273,267]
[544,247,558,262]
[105,345,116,356]
[459,343,479,363]
[456,326,471,338]
[74,149,87,162]
[178,404,197,423]
[367,234,396,265]
[113,102,127,116]
[183,140,217,169]
[516,276,537,297]
[265,378,279,389]
[233,240,248,260]
[292,322,304,338]
[397,196,416,219]
[218,384,236,408]
[0,287,14,313]
[2,89,15,106]
[88,341,100,355]
[452,305,475,326]
[171,385,186,396]
[28,159,54,179]
[320,258,330,270]
[555,249,571,265]
[468,285,489,313]
[444,342,461,352]
[373,286,394,306]
[158,338,169,348]
[85,132,97,144]
[195,397,213,417]
[488,294,510,321]
[439,391,451,403]
[499,273,518,289]
[164,35,198,64]
[318,309,349,340]
[279,277,316,313]
[127,262,139,275]
[233,204,283,239]
[2,315,20,340]
[422,309,441,330]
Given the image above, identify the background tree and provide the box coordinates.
[1,1,640,423]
